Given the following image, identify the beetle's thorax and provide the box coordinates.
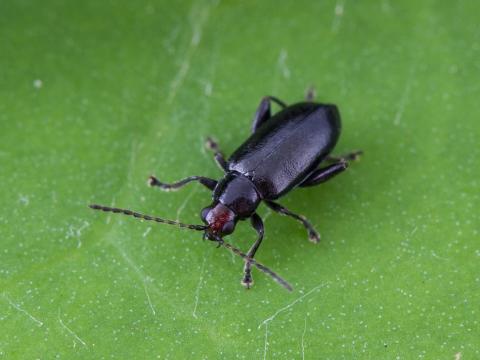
[214,172,261,219]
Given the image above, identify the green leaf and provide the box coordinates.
[1,0,479,358]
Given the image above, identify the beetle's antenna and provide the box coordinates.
[89,204,292,291]
[217,239,293,292]
[89,204,207,231]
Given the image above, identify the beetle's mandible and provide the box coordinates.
[90,89,362,291]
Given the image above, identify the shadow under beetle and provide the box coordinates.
[90,89,362,291]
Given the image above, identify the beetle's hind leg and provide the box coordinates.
[305,86,316,102]
[205,137,228,172]
[265,201,320,243]
[251,96,287,133]
[300,154,361,187]
[148,175,217,191]
[299,161,349,187]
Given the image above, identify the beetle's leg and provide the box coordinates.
[299,161,348,187]
[251,97,271,133]
[251,96,287,133]
[148,175,217,191]
[265,201,320,243]
[205,137,228,172]
[325,150,363,163]
[305,86,316,102]
[242,213,264,288]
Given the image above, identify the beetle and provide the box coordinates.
[90,89,361,291]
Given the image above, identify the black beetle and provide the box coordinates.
[90,89,361,291]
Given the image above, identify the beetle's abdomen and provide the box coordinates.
[228,103,341,199]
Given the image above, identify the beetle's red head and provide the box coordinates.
[200,202,237,240]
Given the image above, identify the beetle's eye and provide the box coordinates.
[221,220,235,235]
[200,207,211,222]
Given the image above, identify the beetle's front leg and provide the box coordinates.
[148,175,217,191]
[205,137,228,172]
[242,213,264,288]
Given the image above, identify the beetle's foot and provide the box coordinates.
[241,272,254,289]
[205,136,219,151]
[147,175,177,191]
[147,175,160,187]
[308,230,320,243]
[211,237,224,248]
[326,150,363,164]
[203,233,223,247]
[241,260,254,289]
[347,150,363,161]
[305,86,316,102]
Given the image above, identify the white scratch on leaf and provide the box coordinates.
[142,226,152,238]
[105,197,116,224]
[167,61,191,104]
[176,186,199,221]
[381,0,392,13]
[144,280,156,316]
[331,0,345,32]
[192,256,207,318]
[2,293,43,327]
[167,4,212,103]
[394,65,416,126]
[58,311,87,347]
[109,242,160,316]
[18,194,30,206]
[66,221,90,248]
[113,244,144,278]
[204,82,213,96]
[258,282,328,328]
[431,250,448,260]
[51,191,57,203]
[335,1,344,15]
[33,79,43,89]
[409,226,418,237]
[277,49,290,79]
[200,135,208,158]
[163,25,180,54]
[263,322,269,360]
[191,19,202,46]
[127,141,139,186]
[301,316,307,360]
[455,352,462,360]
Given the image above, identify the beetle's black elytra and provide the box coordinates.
[90,91,362,291]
